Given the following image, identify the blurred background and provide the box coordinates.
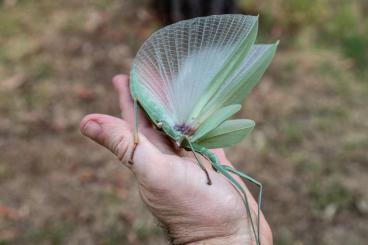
[0,0,367,244]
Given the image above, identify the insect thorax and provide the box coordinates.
[173,123,195,136]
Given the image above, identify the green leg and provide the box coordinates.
[187,140,212,185]
[129,98,139,165]
[193,145,260,245]
[210,160,260,245]
[221,165,263,245]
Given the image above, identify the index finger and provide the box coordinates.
[112,74,151,128]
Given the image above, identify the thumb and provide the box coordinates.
[80,114,164,180]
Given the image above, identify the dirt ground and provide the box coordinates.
[0,0,367,244]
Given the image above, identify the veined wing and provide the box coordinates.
[196,119,255,148]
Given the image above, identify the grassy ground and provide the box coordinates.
[0,0,367,244]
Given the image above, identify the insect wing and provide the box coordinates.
[190,16,259,120]
[191,104,241,141]
[201,42,278,119]
[196,119,255,148]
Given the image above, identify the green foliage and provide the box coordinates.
[91,0,115,10]
[237,0,368,71]
[342,34,368,70]
[24,223,73,245]
[281,123,303,145]
[133,218,152,240]
[310,180,353,211]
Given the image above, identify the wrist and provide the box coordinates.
[186,233,251,245]
[164,224,256,245]
[178,224,273,245]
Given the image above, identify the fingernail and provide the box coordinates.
[82,120,102,138]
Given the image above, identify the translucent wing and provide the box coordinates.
[131,15,258,132]
[198,43,278,121]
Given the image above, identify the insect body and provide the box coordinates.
[130,15,278,245]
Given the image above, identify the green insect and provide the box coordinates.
[129,15,278,245]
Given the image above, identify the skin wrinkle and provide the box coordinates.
[139,190,194,244]
[137,188,189,244]
[104,126,132,164]
[113,133,129,160]
[139,181,202,243]
[139,160,245,245]
[172,226,247,245]
[186,233,252,245]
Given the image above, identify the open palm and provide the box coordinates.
[80,75,272,245]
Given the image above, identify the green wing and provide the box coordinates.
[219,42,279,106]
[190,16,258,121]
[199,42,279,121]
[191,104,241,142]
[196,119,255,148]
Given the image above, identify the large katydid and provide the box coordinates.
[129,15,278,245]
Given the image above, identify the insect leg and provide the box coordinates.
[188,144,260,244]
[210,161,260,245]
[129,98,139,165]
[187,140,212,185]
[221,165,263,245]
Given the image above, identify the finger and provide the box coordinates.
[80,113,166,182]
[112,74,150,128]
[112,74,176,154]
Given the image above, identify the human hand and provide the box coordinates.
[80,75,273,245]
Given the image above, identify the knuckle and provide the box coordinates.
[112,133,133,163]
